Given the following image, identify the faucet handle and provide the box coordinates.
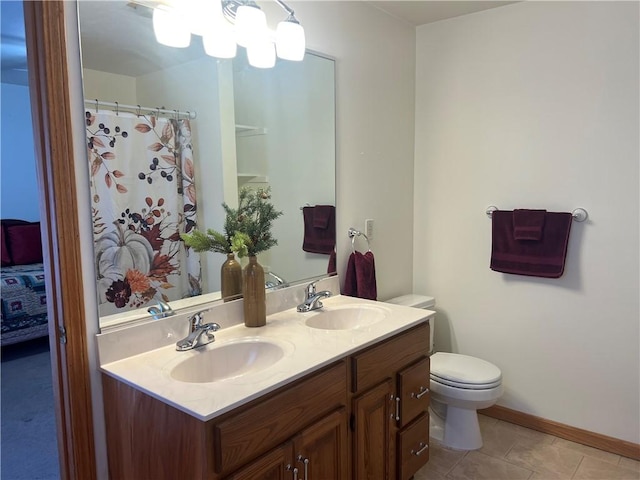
[188,309,211,329]
[158,300,172,312]
[305,281,317,297]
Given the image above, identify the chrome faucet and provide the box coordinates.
[148,300,175,320]
[176,310,220,351]
[297,281,332,312]
[265,271,289,290]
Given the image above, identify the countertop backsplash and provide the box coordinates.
[96,275,340,365]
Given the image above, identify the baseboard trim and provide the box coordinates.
[479,405,640,460]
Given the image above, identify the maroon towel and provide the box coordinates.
[343,253,357,297]
[342,251,377,300]
[302,205,336,254]
[491,210,573,278]
[327,249,336,274]
[513,209,546,241]
[313,205,333,228]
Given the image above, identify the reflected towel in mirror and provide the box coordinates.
[302,205,336,254]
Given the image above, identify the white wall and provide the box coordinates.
[1,83,40,221]
[82,69,137,104]
[414,1,639,443]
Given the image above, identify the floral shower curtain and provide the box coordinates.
[85,109,201,316]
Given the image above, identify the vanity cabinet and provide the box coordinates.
[101,321,430,480]
[351,322,431,480]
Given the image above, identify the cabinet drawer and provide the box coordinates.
[398,357,430,427]
[351,322,429,393]
[214,360,347,475]
[397,413,429,480]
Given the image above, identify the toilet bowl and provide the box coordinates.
[429,352,503,450]
[386,295,503,451]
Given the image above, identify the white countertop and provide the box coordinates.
[100,294,433,422]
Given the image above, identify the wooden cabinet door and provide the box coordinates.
[225,443,293,480]
[353,379,395,480]
[294,409,349,480]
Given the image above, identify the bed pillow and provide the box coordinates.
[6,223,43,265]
[1,225,11,266]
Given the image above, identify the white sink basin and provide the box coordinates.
[170,338,285,383]
[304,304,389,330]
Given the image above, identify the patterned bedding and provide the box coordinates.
[1,263,49,346]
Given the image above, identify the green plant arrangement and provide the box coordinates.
[180,187,282,257]
[229,187,283,258]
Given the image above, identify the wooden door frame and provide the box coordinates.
[24,2,98,479]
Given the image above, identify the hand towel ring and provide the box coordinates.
[348,227,371,254]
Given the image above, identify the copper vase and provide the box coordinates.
[243,255,266,327]
[221,253,242,302]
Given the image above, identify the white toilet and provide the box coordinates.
[386,294,503,451]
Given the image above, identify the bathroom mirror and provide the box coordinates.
[77,1,336,327]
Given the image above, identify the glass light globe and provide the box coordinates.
[276,20,305,61]
[235,4,267,48]
[247,40,276,69]
[186,0,221,37]
[152,7,191,48]
[203,26,238,59]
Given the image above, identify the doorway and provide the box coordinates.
[0,1,60,477]
[7,2,99,479]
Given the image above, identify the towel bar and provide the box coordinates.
[485,206,588,222]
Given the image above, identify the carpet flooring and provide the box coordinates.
[1,337,60,479]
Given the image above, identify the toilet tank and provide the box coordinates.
[385,294,435,354]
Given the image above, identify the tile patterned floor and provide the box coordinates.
[414,415,640,480]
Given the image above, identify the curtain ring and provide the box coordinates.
[156,107,160,118]
[136,105,141,117]
[115,101,119,116]
[186,111,191,120]
[174,109,179,120]
[95,98,99,112]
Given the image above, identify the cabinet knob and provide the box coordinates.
[411,442,429,456]
[286,464,299,480]
[411,386,429,399]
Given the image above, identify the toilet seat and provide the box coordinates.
[430,352,502,390]
[431,374,502,390]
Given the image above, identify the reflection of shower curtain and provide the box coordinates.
[85,110,201,316]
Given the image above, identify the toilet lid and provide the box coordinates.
[430,352,502,389]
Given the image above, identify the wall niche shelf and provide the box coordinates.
[235,124,267,137]
[237,173,269,184]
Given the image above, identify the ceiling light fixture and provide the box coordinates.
[150,0,305,68]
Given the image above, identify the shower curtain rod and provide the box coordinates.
[84,99,197,120]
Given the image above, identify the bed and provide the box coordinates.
[1,219,49,346]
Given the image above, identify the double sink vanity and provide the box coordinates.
[97,277,434,479]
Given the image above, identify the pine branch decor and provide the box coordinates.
[180,187,282,258]
[180,228,231,254]
[231,187,283,257]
